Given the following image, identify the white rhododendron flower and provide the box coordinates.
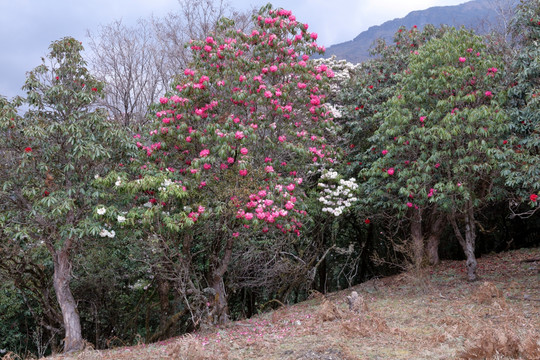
[97,207,106,215]
[317,169,359,217]
[99,229,116,238]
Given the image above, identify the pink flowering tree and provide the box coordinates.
[99,5,337,323]
[329,25,451,270]
[360,28,513,280]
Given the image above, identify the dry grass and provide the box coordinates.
[21,247,540,360]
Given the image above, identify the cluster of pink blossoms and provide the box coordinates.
[133,6,338,236]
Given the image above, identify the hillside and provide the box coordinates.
[35,247,540,360]
[323,0,509,63]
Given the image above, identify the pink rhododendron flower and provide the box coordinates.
[382,149,388,155]
[407,202,413,208]
[530,194,538,202]
[203,163,211,170]
[245,213,254,220]
[278,135,286,142]
[227,157,235,164]
[159,97,168,104]
[458,57,466,63]
[240,147,248,155]
[387,168,395,175]
[485,91,493,97]
[239,169,247,176]
[265,166,274,173]
[200,149,210,157]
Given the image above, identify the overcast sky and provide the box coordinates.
[0,0,468,98]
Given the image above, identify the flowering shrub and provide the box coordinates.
[360,28,512,280]
[98,4,339,323]
[104,5,338,237]
[317,169,358,216]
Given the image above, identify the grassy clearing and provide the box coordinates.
[7,247,539,360]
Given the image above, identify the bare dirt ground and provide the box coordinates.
[6,247,539,360]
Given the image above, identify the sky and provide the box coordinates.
[0,0,468,98]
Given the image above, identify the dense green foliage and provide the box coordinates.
[0,1,539,357]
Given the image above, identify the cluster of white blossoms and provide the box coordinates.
[314,56,360,120]
[318,170,359,217]
[158,178,173,192]
[96,206,120,237]
[99,229,116,238]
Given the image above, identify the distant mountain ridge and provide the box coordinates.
[323,0,510,63]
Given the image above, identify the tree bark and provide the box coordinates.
[410,208,424,269]
[210,277,229,324]
[156,276,171,339]
[426,213,445,265]
[450,205,478,281]
[52,247,84,353]
[463,204,478,281]
[208,236,234,324]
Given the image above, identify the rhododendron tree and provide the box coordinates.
[360,28,513,280]
[0,38,134,352]
[100,5,338,323]
[502,0,540,217]
[333,25,451,267]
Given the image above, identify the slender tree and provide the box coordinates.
[0,37,134,352]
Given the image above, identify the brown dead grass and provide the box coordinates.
[23,247,540,360]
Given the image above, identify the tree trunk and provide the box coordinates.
[450,205,478,281]
[463,205,478,281]
[210,276,229,324]
[208,236,234,324]
[426,213,445,265]
[410,208,424,269]
[52,248,84,353]
[156,276,171,339]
